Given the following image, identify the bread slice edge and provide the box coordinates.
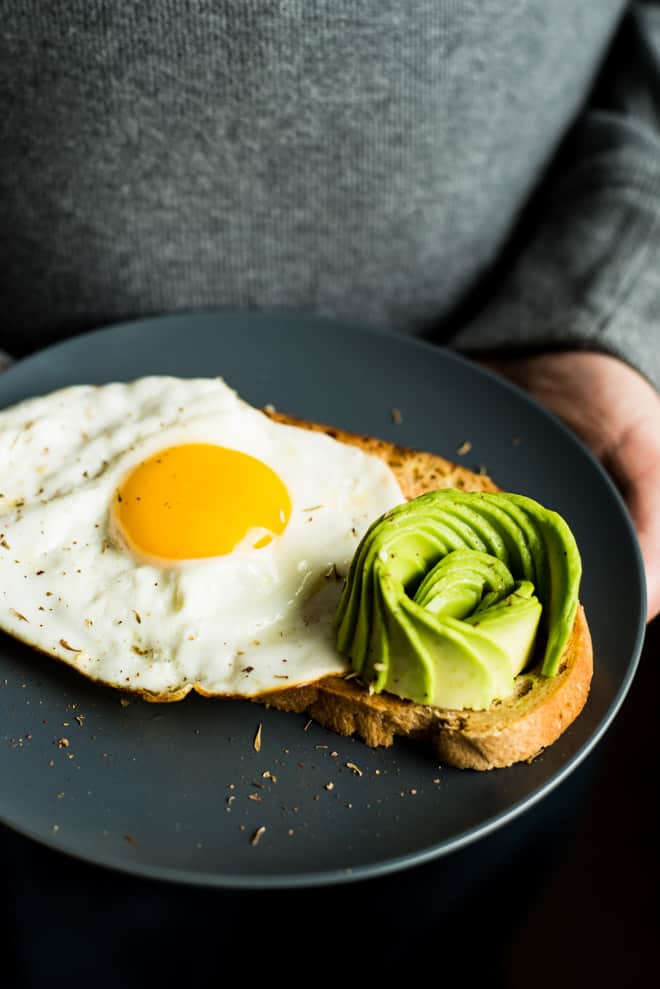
[253,410,594,770]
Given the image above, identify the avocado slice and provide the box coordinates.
[463,582,542,677]
[414,550,514,618]
[334,489,581,710]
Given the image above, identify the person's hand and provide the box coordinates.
[478,350,660,623]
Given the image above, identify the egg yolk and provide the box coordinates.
[113,444,291,560]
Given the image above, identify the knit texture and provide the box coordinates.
[1,0,658,385]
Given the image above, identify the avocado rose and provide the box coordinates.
[334,490,582,711]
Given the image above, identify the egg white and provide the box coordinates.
[0,377,404,698]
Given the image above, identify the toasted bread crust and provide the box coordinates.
[256,605,591,770]
[254,411,594,770]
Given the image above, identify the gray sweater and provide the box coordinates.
[1,1,659,386]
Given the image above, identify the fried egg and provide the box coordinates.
[0,377,404,698]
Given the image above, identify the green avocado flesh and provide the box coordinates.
[334,490,581,711]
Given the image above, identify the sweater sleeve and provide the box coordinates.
[449,1,660,390]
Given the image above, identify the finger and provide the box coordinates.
[604,420,660,623]
[625,479,660,623]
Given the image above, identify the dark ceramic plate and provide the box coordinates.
[0,312,646,888]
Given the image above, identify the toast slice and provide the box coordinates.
[258,411,593,770]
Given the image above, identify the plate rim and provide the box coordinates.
[0,309,648,888]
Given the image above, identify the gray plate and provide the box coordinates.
[0,311,646,888]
